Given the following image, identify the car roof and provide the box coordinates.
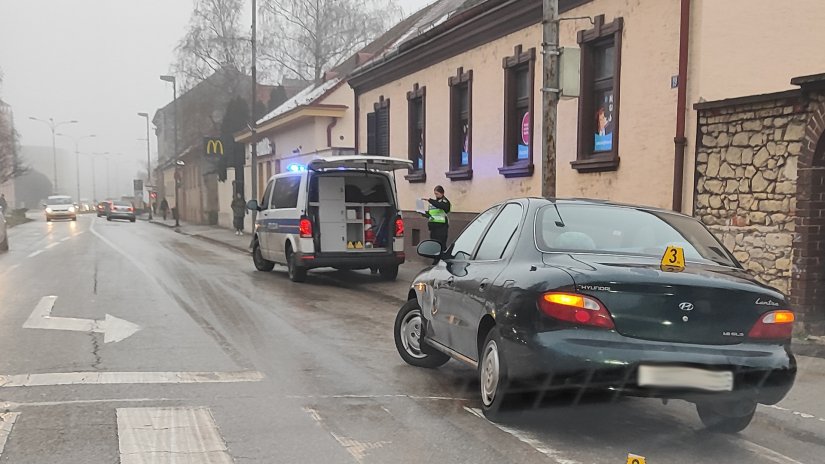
[525,197,693,219]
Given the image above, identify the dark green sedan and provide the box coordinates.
[394,198,795,433]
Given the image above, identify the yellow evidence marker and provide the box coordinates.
[627,454,646,464]
[660,245,685,272]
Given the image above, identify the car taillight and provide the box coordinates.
[394,217,404,237]
[128,207,134,212]
[748,310,794,340]
[538,292,615,329]
[299,217,313,238]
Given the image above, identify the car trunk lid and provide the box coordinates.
[543,253,786,345]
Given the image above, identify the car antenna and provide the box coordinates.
[551,200,566,227]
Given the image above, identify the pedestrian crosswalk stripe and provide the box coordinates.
[117,407,233,464]
[0,412,20,457]
[0,370,264,387]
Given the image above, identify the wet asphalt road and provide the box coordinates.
[1,214,824,463]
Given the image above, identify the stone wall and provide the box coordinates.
[694,95,810,294]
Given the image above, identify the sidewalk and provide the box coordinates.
[144,214,428,303]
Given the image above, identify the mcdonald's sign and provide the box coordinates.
[204,137,225,157]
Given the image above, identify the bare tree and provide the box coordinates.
[173,0,251,90]
[0,73,26,186]
[259,0,402,83]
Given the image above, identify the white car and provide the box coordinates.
[247,155,411,282]
[0,206,7,252]
[45,195,78,222]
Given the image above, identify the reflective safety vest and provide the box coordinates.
[428,207,447,224]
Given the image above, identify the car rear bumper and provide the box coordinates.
[295,251,404,269]
[501,329,796,405]
[108,213,136,220]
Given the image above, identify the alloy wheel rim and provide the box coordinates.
[481,340,500,407]
[400,310,426,359]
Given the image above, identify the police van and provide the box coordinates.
[246,155,412,282]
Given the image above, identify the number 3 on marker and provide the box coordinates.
[661,245,685,272]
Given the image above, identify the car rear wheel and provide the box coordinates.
[286,246,307,282]
[696,399,757,433]
[394,299,449,368]
[379,265,399,281]
[130,218,136,223]
[72,217,77,221]
[252,239,275,272]
[480,327,513,421]
[106,216,112,222]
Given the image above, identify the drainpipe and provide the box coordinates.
[326,117,339,149]
[672,0,691,212]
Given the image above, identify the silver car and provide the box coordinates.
[45,195,78,222]
[0,207,7,252]
[107,200,136,222]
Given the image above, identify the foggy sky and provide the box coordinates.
[0,0,436,199]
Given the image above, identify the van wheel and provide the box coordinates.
[286,246,307,282]
[394,300,449,368]
[379,265,399,281]
[252,239,275,272]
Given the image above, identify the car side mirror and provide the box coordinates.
[246,200,259,211]
[417,240,444,260]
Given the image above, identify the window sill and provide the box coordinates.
[498,163,534,178]
[405,171,427,183]
[445,168,473,181]
[571,155,620,173]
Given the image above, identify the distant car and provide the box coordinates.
[97,201,111,217]
[0,207,8,252]
[395,198,796,432]
[107,200,136,222]
[45,195,77,222]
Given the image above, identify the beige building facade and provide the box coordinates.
[350,0,825,257]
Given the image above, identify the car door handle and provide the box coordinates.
[479,279,490,292]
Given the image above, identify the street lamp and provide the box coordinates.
[29,117,78,193]
[160,74,180,227]
[56,133,96,203]
[137,112,153,219]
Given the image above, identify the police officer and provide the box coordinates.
[424,185,451,248]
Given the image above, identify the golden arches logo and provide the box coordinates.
[206,139,224,156]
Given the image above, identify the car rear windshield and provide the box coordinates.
[535,204,737,267]
[113,201,131,207]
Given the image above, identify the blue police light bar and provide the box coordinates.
[286,163,306,172]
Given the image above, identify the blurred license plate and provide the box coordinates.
[638,365,733,392]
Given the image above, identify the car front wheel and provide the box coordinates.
[252,239,275,272]
[696,399,757,433]
[394,299,449,368]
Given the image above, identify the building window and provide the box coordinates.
[366,97,390,156]
[573,15,623,173]
[406,83,426,183]
[500,45,536,178]
[447,67,473,180]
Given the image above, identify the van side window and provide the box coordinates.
[261,180,274,210]
[272,176,301,209]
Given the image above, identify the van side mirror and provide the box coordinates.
[417,240,444,260]
[246,200,260,211]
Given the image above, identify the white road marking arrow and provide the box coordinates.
[23,296,141,343]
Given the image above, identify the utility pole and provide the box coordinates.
[138,112,153,219]
[56,133,96,202]
[249,0,259,246]
[541,0,560,199]
[29,117,77,194]
[160,74,180,226]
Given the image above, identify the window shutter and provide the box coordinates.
[377,107,390,156]
[367,112,377,154]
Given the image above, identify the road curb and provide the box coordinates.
[190,234,250,254]
[793,340,825,359]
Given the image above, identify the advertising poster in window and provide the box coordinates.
[594,90,614,152]
[518,111,530,160]
[461,122,470,166]
[416,130,424,169]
